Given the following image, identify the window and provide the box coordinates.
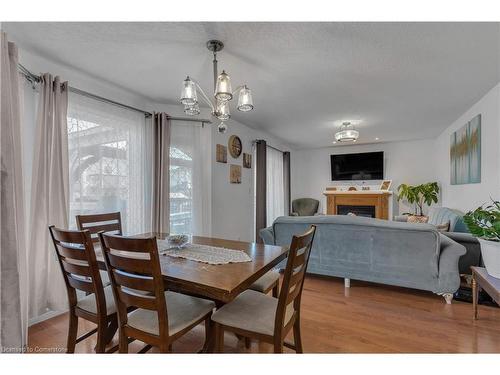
[169,121,211,236]
[266,146,285,225]
[67,93,151,234]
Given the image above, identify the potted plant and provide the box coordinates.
[397,182,439,220]
[464,200,500,278]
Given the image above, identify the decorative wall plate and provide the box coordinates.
[228,135,242,158]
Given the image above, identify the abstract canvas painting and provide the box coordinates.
[450,114,481,185]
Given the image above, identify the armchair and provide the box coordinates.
[291,198,319,216]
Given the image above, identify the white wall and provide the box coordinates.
[291,139,438,216]
[435,83,500,211]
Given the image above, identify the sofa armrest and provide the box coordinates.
[443,232,482,274]
[394,215,408,222]
[259,226,275,245]
[437,234,467,293]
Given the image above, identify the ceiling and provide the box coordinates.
[5,22,500,149]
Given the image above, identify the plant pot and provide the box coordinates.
[478,239,500,278]
[407,215,429,224]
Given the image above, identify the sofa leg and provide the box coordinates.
[439,293,453,304]
[344,278,350,288]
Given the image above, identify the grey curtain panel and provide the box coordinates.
[151,112,171,233]
[255,140,267,243]
[0,32,28,352]
[283,151,291,216]
[28,73,69,319]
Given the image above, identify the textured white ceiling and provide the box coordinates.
[5,22,499,149]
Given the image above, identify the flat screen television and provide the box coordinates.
[330,151,384,181]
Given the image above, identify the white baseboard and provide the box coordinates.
[28,309,67,326]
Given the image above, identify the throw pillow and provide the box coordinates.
[434,221,450,232]
[407,215,429,224]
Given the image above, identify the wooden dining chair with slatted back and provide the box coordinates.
[76,212,123,287]
[48,226,119,353]
[98,232,216,353]
[212,225,316,353]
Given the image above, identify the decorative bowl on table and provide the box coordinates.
[166,234,190,249]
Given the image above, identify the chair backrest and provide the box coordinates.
[49,225,107,315]
[292,198,319,216]
[275,225,316,334]
[76,212,123,244]
[98,233,168,338]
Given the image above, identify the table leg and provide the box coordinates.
[472,275,478,320]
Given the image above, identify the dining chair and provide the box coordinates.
[249,270,280,297]
[211,225,316,353]
[76,212,123,243]
[99,232,215,353]
[76,212,123,287]
[48,226,119,353]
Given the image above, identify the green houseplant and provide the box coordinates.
[397,182,439,217]
[464,200,500,278]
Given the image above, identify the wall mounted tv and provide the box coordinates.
[330,151,384,181]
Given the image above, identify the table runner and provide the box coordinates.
[157,241,252,265]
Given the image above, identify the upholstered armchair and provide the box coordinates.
[291,198,320,216]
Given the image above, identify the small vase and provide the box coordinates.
[478,239,500,278]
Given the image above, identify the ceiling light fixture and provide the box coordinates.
[335,122,359,142]
[180,40,254,133]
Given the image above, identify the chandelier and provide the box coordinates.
[180,40,254,133]
[335,122,359,142]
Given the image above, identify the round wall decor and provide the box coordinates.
[228,135,242,158]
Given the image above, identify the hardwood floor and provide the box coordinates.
[27,275,500,353]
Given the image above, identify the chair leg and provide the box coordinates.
[293,319,303,353]
[202,317,213,353]
[104,317,118,345]
[159,342,172,353]
[95,319,107,353]
[273,337,283,353]
[214,323,224,353]
[118,328,129,354]
[244,337,251,349]
[272,282,279,298]
[67,311,78,353]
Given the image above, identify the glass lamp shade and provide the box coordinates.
[237,86,254,112]
[335,124,359,142]
[216,101,230,121]
[215,70,233,101]
[180,77,197,106]
[184,103,200,116]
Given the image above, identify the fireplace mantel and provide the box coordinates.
[323,190,393,220]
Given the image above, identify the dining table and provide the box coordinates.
[95,233,289,304]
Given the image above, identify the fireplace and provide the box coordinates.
[337,205,376,218]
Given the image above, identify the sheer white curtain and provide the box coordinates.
[67,92,151,234]
[169,121,211,236]
[266,146,285,226]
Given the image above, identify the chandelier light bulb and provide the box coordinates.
[180,77,197,106]
[216,101,231,121]
[237,86,254,112]
[215,70,233,101]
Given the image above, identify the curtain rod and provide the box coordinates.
[253,139,287,153]
[18,63,212,124]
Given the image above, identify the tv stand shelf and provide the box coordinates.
[323,190,393,220]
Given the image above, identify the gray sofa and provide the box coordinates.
[260,215,466,303]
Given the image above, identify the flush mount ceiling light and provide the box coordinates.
[180,40,254,134]
[335,121,359,142]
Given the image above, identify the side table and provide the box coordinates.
[471,266,500,320]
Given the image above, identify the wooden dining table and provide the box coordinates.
[95,233,289,304]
